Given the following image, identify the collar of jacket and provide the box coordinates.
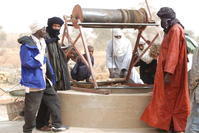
[18,36,38,49]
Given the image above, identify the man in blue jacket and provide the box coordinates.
[18,22,67,133]
[18,22,50,133]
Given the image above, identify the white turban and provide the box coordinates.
[29,22,45,34]
[138,40,154,64]
[139,39,146,45]
[112,29,131,57]
[113,29,123,37]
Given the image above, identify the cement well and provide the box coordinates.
[58,88,152,129]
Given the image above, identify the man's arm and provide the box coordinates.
[20,45,42,69]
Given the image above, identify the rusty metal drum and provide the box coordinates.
[71,4,149,29]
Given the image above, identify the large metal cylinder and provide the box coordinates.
[71,5,148,29]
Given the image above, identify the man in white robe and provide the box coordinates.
[106,29,143,84]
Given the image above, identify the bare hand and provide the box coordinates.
[164,72,172,84]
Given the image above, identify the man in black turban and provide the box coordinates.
[35,17,70,132]
[157,7,183,33]
[45,16,70,91]
[46,17,64,40]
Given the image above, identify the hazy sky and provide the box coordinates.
[0,0,199,35]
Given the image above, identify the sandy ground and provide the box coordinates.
[0,121,162,133]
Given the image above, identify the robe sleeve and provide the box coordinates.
[164,27,181,74]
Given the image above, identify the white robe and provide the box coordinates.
[106,37,143,84]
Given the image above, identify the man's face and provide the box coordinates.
[52,24,61,30]
[88,48,94,56]
[160,18,170,29]
[37,27,46,38]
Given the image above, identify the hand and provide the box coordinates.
[164,72,172,84]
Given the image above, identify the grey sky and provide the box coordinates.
[0,0,198,35]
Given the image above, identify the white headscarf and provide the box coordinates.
[112,29,130,57]
[138,40,154,64]
[29,22,45,34]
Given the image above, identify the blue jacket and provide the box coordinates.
[18,36,55,89]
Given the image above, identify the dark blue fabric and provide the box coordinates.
[71,54,94,81]
[45,58,56,85]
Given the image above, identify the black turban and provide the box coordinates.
[46,17,64,39]
[47,17,64,26]
[157,7,176,19]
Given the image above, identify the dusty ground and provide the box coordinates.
[0,121,162,133]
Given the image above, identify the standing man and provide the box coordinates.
[141,7,190,133]
[18,22,52,133]
[185,47,199,133]
[36,17,69,132]
[45,17,70,91]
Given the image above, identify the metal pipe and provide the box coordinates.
[67,22,158,28]
[71,4,149,29]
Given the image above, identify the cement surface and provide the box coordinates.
[58,90,152,128]
[0,121,164,133]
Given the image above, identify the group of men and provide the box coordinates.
[18,7,199,133]
[19,17,69,133]
[19,15,95,133]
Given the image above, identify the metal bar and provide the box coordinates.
[62,16,73,46]
[71,87,110,95]
[145,0,152,20]
[141,35,148,44]
[73,45,90,68]
[64,33,81,57]
[125,83,153,87]
[126,30,143,80]
[68,22,158,26]
[78,24,98,88]
[71,79,126,85]
[73,33,81,45]
[128,33,159,77]
[64,32,90,68]
[134,33,159,64]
